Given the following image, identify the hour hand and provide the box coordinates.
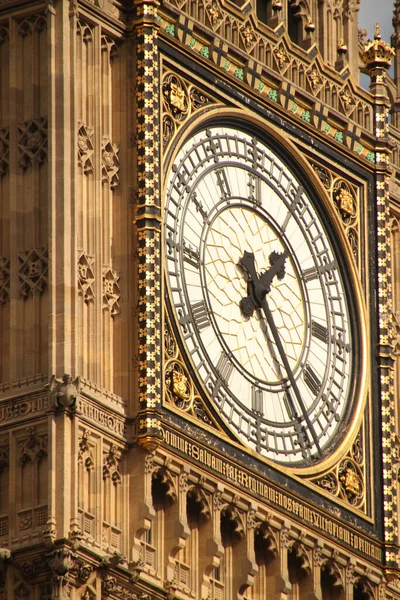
[239,249,287,315]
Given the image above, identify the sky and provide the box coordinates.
[358,0,393,46]
[358,0,394,84]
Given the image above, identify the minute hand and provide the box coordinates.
[259,296,322,456]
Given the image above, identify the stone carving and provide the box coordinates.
[207,2,223,27]
[340,89,355,113]
[18,427,48,465]
[18,14,47,36]
[0,129,9,176]
[78,124,94,174]
[19,511,32,531]
[221,505,245,539]
[78,429,94,470]
[0,256,10,304]
[187,486,211,521]
[78,252,95,303]
[101,34,118,60]
[274,46,290,71]
[47,547,75,600]
[18,247,48,297]
[103,444,121,485]
[18,118,48,168]
[102,266,120,316]
[77,20,93,43]
[307,67,322,91]
[240,23,257,49]
[49,374,80,408]
[101,575,140,599]
[101,137,120,189]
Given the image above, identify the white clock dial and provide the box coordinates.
[165,124,356,466]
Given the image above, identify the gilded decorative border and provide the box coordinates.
[164,312,220,430]
[132,0,163,450]
[157,2,378,165]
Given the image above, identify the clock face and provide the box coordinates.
[164,124,358,467]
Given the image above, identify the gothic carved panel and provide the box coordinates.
[78,124,94,174]
[18,14,46,36]
[18,427,48,465]
[0,256,10,304]
[102,266,120,316]
[0,128,9,176]
[103,444,121,485]
[18,118,48,168]
[78,252,95,303]
[18,247,48,297]
[101,137,119,189]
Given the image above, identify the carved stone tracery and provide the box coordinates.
[78,124,94,174]
[102,137,120,189]
[18,14,47,36]
[18,427,48,465]
[18,247,48,297]
[0,128,9,176]
[103,444,122,485]
[102,266,121,316]
[18,118,48,168]
[78,252,95,303]
[0,256,10,304]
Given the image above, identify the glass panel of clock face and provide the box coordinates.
[165,125,353,466]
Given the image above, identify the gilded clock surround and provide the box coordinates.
[163,105,369,495]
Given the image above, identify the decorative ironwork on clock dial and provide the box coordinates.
[165,124,359,467]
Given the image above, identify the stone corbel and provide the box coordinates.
[47,547,75,599]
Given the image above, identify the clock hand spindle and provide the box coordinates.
[239,250,322,457]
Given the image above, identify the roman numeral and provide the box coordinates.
[191,191,208,222]
[311,320,328,343]
[215,167,231,199]
[303,363,321,396]
[182,240,200,269]
[191,301,210,331]
[251,386,263,415]
[281,186,303,232]
[283,392,296,420]
[247,172,261,206]
[303,266,319,282]
[216,351,234,383]
[209,352,233,400]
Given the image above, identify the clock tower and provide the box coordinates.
[0,1,398,600]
